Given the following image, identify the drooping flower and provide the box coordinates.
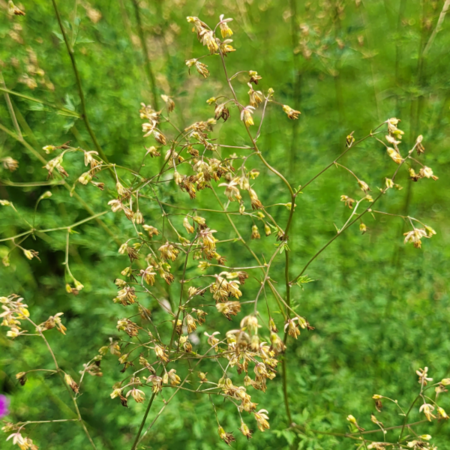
[218,425,235,445]
[282,105,301,120]
[254,409,270,431]
[404,228,427,249]
[2,157,19,171]
[126,388,145,403]
[161,95,175,112]
[248,83,264,107]
[240,106,255,127]
[218,14,233,38]
[387,147,403,164]
[419,403,436,422]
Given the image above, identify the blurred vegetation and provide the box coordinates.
[1,0,450,449]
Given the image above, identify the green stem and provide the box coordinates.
[288,0,301,178]
[51,0,108,163]
[0,87,80,118]
[131,0,159,110]
[0,123,121,244]
[130,393,156,450]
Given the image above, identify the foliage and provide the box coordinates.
[1,1,450,449]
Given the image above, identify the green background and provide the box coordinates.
[1,0,449,448]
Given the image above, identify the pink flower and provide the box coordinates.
[0,395,9,418]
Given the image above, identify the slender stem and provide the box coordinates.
[0,87,80,117]
[25,317,98,450]
[292,419,427,439]
[291,141,415,284]
[399,394,421,440]
[16,419,79,425]
[0,123,121,244]
[130,393,156,450]
[288,0,301,178]
[219,51,295,199]
[282,355,293,425]
[131,237,195,449]
[423,0,450,55]
[0,72,22,139]
[300,126,384,192]
[131,0,159,110]
[51,0,108,163]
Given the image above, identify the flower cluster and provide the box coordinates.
[0,10,443,449]
[346,367,448,449]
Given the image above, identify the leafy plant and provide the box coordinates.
[1,1,449,449]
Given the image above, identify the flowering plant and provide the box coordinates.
[0,5,445,450]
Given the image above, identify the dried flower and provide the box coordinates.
[183,216,195,233]
[284,318,300,339]
[251,225,260,240]
[340,195,355,209]
[387,147,403,164]
[249,70,262,84]
[419,166,437,180]
[239,421,252,439]
[126,388,145,403]
[404,229,427,248]
[416,135,425,154]
[282,105,301,120]
[204,331,220,348]
[419,403,436,422]
[358,179,370,193]
[218,426,235,445]
[416,367,433,385]
[8,1,25,15]
[143,224,159,238]
[254,409,270,431]
[248,83,264,107]
[154,345,169,362]
[2,157,19,171]
[159,242,179,261]
[161,94,175,112]
[64,373,79,393]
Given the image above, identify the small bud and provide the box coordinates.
[358,179,370,193]
[40,191,52,199]
[64,373,79,393]
[346,132,355,147]
[251,225,260,240]
[16,372,27,386]
[116,182,126,196]
[42,145,56,154]
[78,172,92,185]
[134,210,144,224]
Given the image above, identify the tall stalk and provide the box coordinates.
[51,0,109,163]
[131,0,159,110]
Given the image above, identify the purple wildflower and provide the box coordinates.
[0,395,9,418]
